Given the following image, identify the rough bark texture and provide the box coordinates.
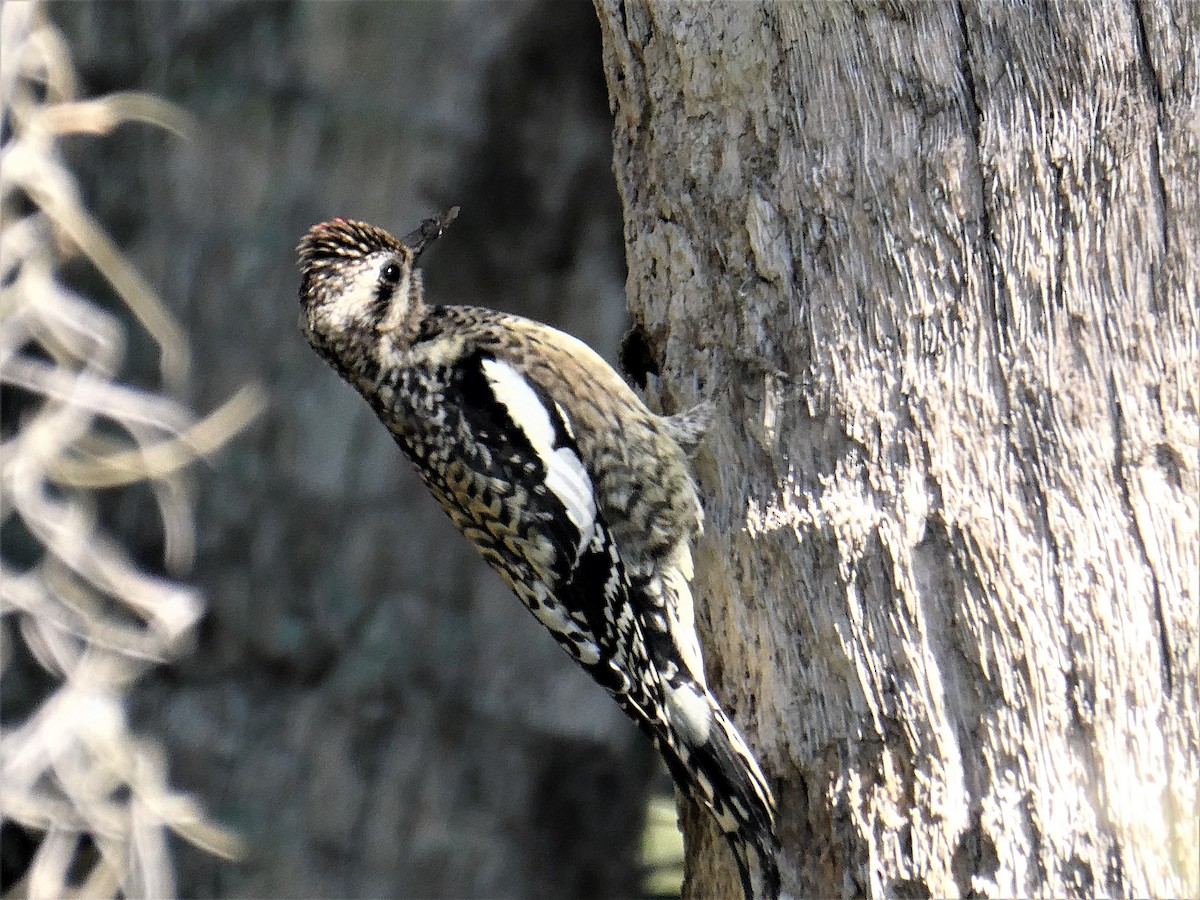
[595,2,1198,898]
[38,2,650,897]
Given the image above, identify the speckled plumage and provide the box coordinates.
[298,213,778,899]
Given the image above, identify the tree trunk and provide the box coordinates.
[594,2,1198,898]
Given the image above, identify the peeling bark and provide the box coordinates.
[595,2,1198,897]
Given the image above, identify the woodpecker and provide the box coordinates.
[297,211,779,899]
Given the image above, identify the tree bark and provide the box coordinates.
[595,2,1198,898]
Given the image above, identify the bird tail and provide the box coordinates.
[658,685,780,900]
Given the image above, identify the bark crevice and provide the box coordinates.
[1130,0,1172,277]
[1107,372,1174,695]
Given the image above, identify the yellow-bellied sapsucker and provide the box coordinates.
[297,211,779,899]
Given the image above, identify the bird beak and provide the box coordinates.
[402,206,460,259]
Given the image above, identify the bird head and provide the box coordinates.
[296,209,457,374]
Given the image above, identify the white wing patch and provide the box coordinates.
[666,680,713,745]
[481,358,597,545]
[660,538,705,684]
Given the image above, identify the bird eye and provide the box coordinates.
[381,262,402,284]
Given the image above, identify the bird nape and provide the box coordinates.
[297,211,779,899]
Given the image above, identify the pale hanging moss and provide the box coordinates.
[0,3,264,896]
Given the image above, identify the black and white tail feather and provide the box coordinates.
[298,211,779,899]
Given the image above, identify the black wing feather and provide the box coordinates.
[429,349,666,711]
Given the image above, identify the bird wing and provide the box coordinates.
[415,347,666,717]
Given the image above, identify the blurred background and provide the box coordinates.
[3,1,676,896]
